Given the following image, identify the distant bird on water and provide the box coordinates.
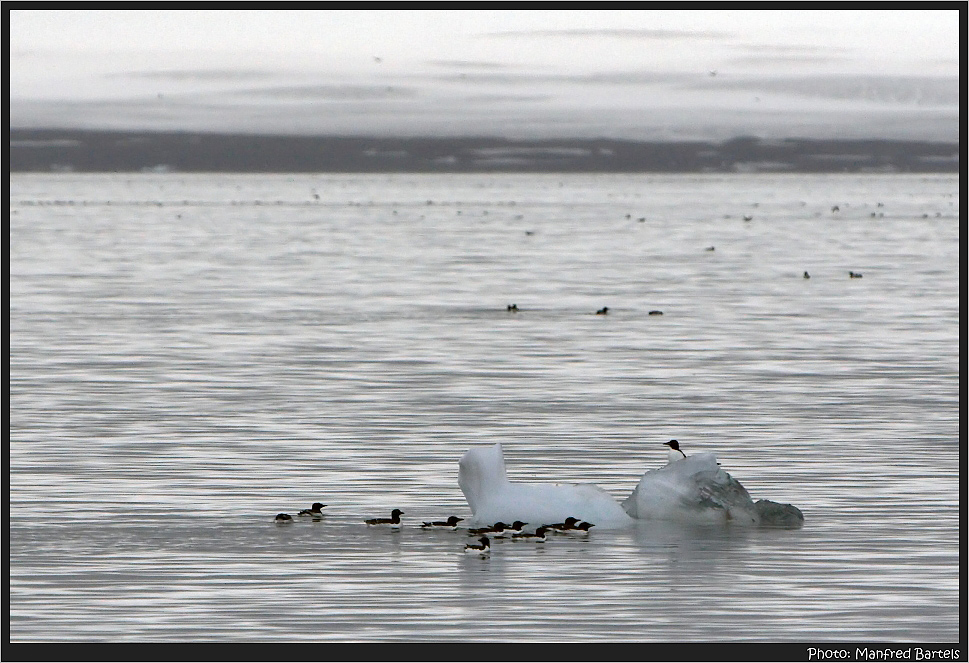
[366,509,403,527]
[562,521,595,535]
[596,307,609,315]
[465,536,491,555]
[512,526,550,542]
[421,516,464,530]
[274,513,293,523]
[649,310,663,316]
[298,503,327,518]
[546,517,581,533]
[469,522,508,537]
[803,271,810,279]
[849,271,863,278]
[503,521,527,536]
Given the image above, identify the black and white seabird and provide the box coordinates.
[298,503,327,518]
[664,439,687,463]
[465,536,491,555]
[365,509,403,527]
[596,307,609,315]
[512,526,550,542]
[546,517,581,533]
[421,516,464,529]
[469,522,508,537]
[274,513,293,523]
[504,521,527,536]
[563,521,595,535]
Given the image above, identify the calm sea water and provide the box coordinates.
[8,173,960,645]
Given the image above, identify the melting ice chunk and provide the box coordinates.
[458,444,803,529]
[458,443,635,529]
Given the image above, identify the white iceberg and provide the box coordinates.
[622,452,759,525]
[458,443,636,529]
[458,443,803,529]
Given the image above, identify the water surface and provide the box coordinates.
[9,173,960,642]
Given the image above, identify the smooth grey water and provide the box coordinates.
[8,173,960,643]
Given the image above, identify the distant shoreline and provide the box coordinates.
[8,129,960,174]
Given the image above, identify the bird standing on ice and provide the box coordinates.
[664,439,687,463]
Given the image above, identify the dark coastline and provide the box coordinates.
[9,129,960,174]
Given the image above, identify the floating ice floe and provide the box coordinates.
[458,443,803,529]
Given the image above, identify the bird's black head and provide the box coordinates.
[312,503,326,510]
[391,509,403,517]
[664,439,680,450]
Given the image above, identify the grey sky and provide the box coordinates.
[8,9,962,141]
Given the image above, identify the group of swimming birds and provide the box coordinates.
[273,504,595,556]
[273,502,327,522]
[274,439,693,554]
[507,304,663,316]
[461,517,595,555]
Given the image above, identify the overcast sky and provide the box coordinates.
[8,9,962,141]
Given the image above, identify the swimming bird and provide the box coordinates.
[365,509,403,527]
[504,521,527,536]
[563,521,595,535]
[596,307,609,315]
[465,536,491,555]
[274,513,293,523]
[420,516,464,530]
[507,304,519,312]
[545,517,581,533]
[803,271,810,279]
[298,503,327,518]
[469,522,508,537]
[743,215,753,222]
[512,526,550,542]
[664,439,687,463]
[649,310,663,316]
[849,271,863,278]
